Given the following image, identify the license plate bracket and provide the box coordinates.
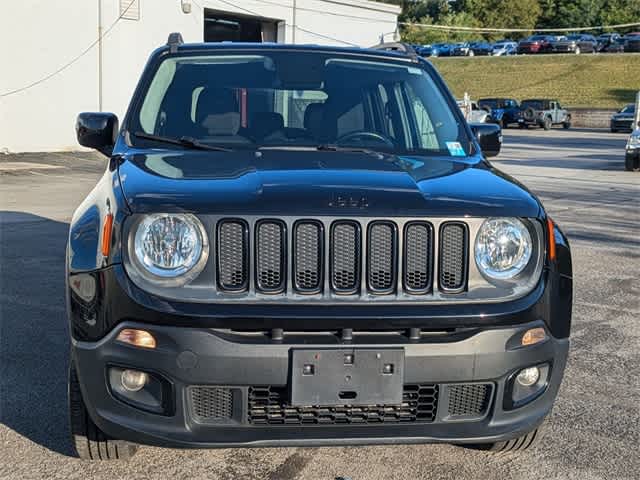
[290,348,404,406]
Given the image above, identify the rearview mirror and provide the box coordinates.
[76,112,118,156]
[470,123,502,158]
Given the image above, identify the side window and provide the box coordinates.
[377,84,395,139]
[404,83,438,149]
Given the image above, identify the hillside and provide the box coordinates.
[432,54,640,108]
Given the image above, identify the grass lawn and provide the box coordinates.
[431,53,640,108]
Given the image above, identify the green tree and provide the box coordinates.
[401,11,481,44]
[462,0,542,39]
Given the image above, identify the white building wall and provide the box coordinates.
[0,0,399,153]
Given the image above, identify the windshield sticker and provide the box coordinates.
[446,142,466,157]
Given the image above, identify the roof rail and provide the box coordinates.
[167,32,184,53]
[370,42,420,61]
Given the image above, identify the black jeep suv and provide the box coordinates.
[68,36,572,460]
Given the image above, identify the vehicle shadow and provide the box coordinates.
[0,211,74,457]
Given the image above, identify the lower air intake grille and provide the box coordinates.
[331,222,361,293]
[189,386,234,423]
[247,384,438,425]
[218,220,248,291]
[439,223,468,292]
[447,384,492,417]
[256,221,285,292]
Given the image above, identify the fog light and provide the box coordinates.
[121,369,148,392]
[516,366,540,387]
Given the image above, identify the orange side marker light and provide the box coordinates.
[101,213,114,257]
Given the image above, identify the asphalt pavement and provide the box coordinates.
[0,129,638,480]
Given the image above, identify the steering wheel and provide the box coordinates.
[336,131,394,148]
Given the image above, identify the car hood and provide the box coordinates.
[117,149,542,217]
[613,113,634,120]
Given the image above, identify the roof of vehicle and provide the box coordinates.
[521,98,557,104]
[162,40,420,63]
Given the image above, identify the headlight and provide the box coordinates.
[628,134,640,148]
[475,218,533,280]
[131,213,208,285]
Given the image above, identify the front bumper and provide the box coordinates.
[73,320,569,448]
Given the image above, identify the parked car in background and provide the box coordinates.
[611,104,637,133]
[491,41,518,56]
[623,33,640,52]
[432,43,453,57]
[517,35,554,54]
[626,128,640,171]
[596,33,621,50]
[469,41,493,56]
[478,98,521,128]
[452,42,473,56]
[548,34,598,54]
[517,99,571,130]
[600,36,626,53]
[457,100,491,123]
[417,44,439,57]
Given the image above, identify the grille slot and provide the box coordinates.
[404,222,433,293]
[189,386,234,423]
[217,220,249,291]
[447,384,492,417]
[255,221,286,293]
[439,223,468,292]
[330,221,361,294]
[367,222,397,293]
[248,384,438,425]
[293,221,323,293]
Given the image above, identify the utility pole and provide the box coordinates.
[292,0,297,44]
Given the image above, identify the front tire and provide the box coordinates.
[563,121,571,129]
[68,362,139,460]
[543,117,552,130]
[625,154,640,171]
[461,428,542,453]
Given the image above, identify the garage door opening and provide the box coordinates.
[204,9,281,43]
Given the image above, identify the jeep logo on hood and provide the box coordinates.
[329,195,369,209]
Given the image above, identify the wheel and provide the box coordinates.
[562,121,571,129]
[543,117,552,130]
[501,118,509,129]
[461,427,542,453]
[611,128,618,133]
[625,154,640,171]
[68,362,139,460]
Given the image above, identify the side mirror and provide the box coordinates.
[470,123,502,158]
[76,112,118,156]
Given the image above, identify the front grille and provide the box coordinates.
[256,221,285,292]
[367,222,396,293]
[404,222,433,293]
[293,221,323,293]
[439,223,468,292]
[331,222,361,293]
[207,217,473,298]
[217,220,248,291]
[189,386,234,423]
[447,384,492,417]
[248,384,438,425]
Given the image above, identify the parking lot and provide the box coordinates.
[0,128,638,480]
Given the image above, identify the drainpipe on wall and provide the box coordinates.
[98,0,103,112]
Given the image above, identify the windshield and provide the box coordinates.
[621,105,636,114]
[529,36,548,41]
[521,100,544,109]
[129,51,470,156]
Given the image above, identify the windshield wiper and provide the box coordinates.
[133,132,232,152]
[315,144,385,156]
